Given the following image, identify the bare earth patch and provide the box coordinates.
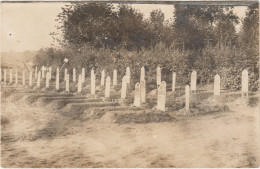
[1,93,259,167]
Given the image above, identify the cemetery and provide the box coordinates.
[1,63,259,167]
[1,2,259,168]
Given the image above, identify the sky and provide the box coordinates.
[1,2,248,52]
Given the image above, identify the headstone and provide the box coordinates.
[64,68,67,81]
[37,71,41,88]
[113,69,117,86]
[35,66,37,79]
[82,68,85,83]
[121,76,127,99]
[214,74,220,96]
[105,76,111,98]
[15,70,18,84]
[65,74,70,92]
[101,69,105,86]
[4,69,6,82]
[140,66,145,81]
[185,85,190,111]
[46,72,50,88]
[9,69,12,83]
[29,71,32,86]
[191,70,197,92]
[242,69,248,97]
[157,66,161,86]
[126,67,130,84]
[157,81,166,111]
[56,68,59,90]
[90,69,95,77]
[172,72,176,92]
[73,68,76,82]
[49,67,52,80]
[140,80,146,103]
[91,73,96,95]
[78,75,82,92]
[22,70,25,86]
[42,66,45,78]
[134,82,141,107]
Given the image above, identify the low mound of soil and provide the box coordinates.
[5,93,25,103]
[33,97,53,107]
[62,102,120,114]
[100,110,174,124]
[174,96,230,117]
[1,88,18,99]
[46,100,68,110]
[80,106,142,121]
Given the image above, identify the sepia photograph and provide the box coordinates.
[1,0,259,168]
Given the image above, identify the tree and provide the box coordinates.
[56,3,119,49]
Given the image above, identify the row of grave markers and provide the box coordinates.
[0,66,249,111]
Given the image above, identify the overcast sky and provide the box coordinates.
[1,2,247,52]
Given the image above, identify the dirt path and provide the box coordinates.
[1,100,259,167]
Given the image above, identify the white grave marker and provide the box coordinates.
[56,68,59,90]
[91,73,96,95]
[157,66,161,86]
[172,72,176,92]
[214,74,220,96]
[113,69,117,86]
[46,72,50,88]
[134,82,141,107]
[101,70,105,86]
[73,68,76,82]
[191,70,197,92]
[140,80,146,103]
[37,71,41,88]
[49,67,52,80]
[64,68,67,81]
[35,66,38,79]
[9,69,12,83]
[65,74,70,92]
[140,66,145,81]
[157,81,166,111]
[78,75,82,92]
[242,69,249,97]
[121,76,127,99]
[105,76,111,98]
[185,85,190,111]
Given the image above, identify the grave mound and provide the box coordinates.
[46,100,68,110]
[100,110,174,124]
[5,93,25,103]
[80,106,142,121]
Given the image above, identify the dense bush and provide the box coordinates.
[34,42,259,92]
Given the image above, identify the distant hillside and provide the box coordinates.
[1,50,38,69]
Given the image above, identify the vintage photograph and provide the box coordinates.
[1,0,259,167]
